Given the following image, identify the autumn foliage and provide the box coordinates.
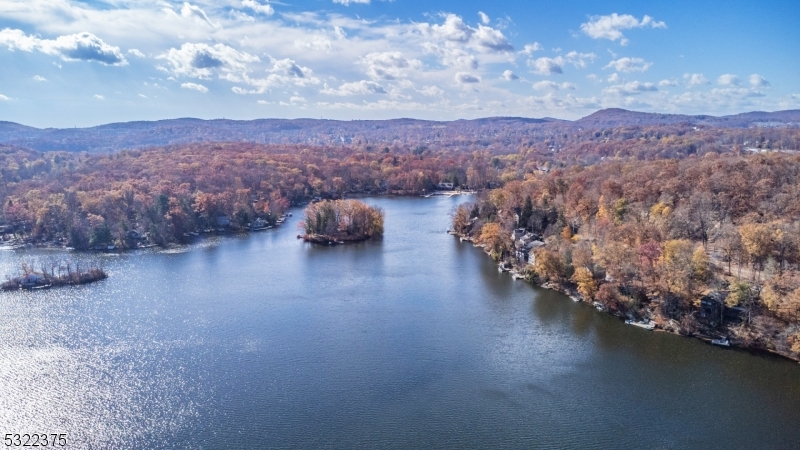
[302,199,384,243]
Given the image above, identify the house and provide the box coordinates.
[20,273,44,288]
[724,306,748,324]
[216,215,231,227]
[699,294,726,327]
[525,240,546,263]
[251,217,267,229]
[512,228,527,241]
[437,182,454,190]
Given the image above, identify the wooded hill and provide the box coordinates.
[1,108,798,153]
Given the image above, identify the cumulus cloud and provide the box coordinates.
[157,42,259,79]
[479,12,490,25]
[93,94,104,100]
[128,48,145,58]
[362,52,421,80]
[522,43,542,55]
[529,57,563,75]
[242,0,274,15]
[659,78,678,87]
[604,81,657,95]
[564,51,596,68]
[418,14,513,53]
[321,80,387,95]
[181,82,209,93]
[32,75,47,81]
[717,74,740,86]
[502,70,519,81]
[0,29,127,65]
[533,81,576,90]
[333,0,370,4]
[455,72,481,84]
[749,74,770,87]
[684,73,709,87]
[604,57,652,73]
[607,73,622,83]
[580,13,666,45]
[232,57,320,94]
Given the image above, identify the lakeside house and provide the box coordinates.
[216,215,231,228]
[700,291,749,326]
[19,273,44,288]
[437,182,455,190]
[251,217,268,230]
[512,228,544,262]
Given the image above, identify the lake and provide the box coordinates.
[2,196,800,449]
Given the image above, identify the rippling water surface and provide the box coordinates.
[2,196,800,449]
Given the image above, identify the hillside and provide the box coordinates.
[1,109,798,153]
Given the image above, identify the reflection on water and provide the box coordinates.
[2,196,800,449]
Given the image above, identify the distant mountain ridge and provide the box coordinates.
[1,109,798,153]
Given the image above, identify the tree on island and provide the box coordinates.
[301,200,384,244]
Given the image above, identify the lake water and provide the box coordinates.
[2,196,800,449]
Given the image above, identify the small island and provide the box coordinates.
[2,263,107,291]
[301,199,384,244]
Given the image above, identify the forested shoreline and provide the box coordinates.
[0,143,495,249]
[453,152,800,361]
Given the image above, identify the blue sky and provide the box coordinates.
[0,0,798,127]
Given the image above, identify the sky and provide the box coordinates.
[0,0,798,127]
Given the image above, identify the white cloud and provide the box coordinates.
[717,74,740,86]
[658,78,678,87]
[242,0,274,16]
[93,94,104,100]
[564,51,596,68]
[479,12,490,25]
[181,82,208,93]
[321,80,387,96]
[419,85,444,97]
[472,25,514,52]
[684,73,709,87]
[0,29,127,65]
[529,57,564,75]
[502,70,519,81]
[749,74,770,87]
[455,72,481,84]
[333,0,370,4]
[0,94,10,101]
[157,43,259,79]
[180,2,218,28]
[128,48,145,58]
[527,52,594,75]
[522,43,542,55]
[580,13,666,45]
[607,73,622,83]
[138,94,147,98]
[418,14,513,53]
[603,81,657,96]
[604,57,651,73]
[533,81,576,91]
[362,52,421,80]
[232,58,320,95]
[32,75,47,81]
[294,36,332,52]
